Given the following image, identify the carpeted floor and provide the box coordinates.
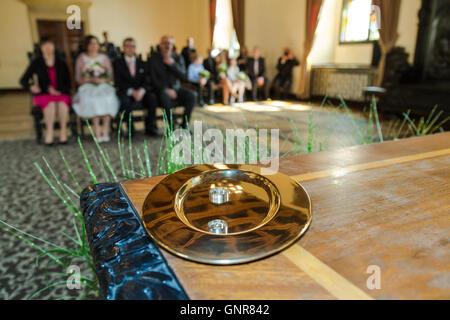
[0,135,163,299]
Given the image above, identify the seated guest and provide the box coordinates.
[272,47,299,100]
[73,35,119,142]
[237,46,249,74]
[114,37,159,136]
[215,50,233,105]
[20,37,71,145]
[101,31,117,62]
[203,48,216,75]
[181,37,196,70]
[148,35,196,128]
[227,58,246,104]
[247,46,271,101]
[187,54,211,106]
[203,48,217,104]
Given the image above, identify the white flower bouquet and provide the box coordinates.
[82,61,109,81]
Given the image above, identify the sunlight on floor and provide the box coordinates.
[203,105,242,113]
[234,103,281,112]
[204,100,313,113]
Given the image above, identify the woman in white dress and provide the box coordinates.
[226,58,246,104]
[73,35,119,142]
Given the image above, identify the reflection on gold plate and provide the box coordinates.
[142,164,312,265]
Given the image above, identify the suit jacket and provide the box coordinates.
[148,51,186,93]
[102,41,117,61]
[114,56,148,96]
[20,56,71,95]
[203,56,216,78]
[275,56,300,80]
[237,55,249,74]
[247,57,266,80]
[181,46,196,69]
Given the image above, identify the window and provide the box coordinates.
[212,0,240,58]
[339,0,380,43]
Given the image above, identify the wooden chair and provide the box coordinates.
[31,104,79,144]
[110,100,186,135]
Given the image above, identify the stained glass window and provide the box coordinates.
[340,0,380,43]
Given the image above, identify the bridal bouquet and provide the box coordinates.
[198,69,211,80]
[82,61,109,80]
[238,71,248,81]
[217,63,228,75]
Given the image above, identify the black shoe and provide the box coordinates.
[44,142,54,147]
[199,100,206,107]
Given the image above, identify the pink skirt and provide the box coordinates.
[33,94,71,111]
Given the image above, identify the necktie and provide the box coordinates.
[254,59,259,76]
[128,60,136,77]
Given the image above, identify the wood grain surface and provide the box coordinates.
[121,132,450,300]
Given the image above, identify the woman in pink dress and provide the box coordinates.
[20,38,72,145]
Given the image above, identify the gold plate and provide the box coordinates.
[142,164,312,265]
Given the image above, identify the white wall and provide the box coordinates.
[0,0,33,89]
[245,0,306,95]
[88,0,210,59]
[397,0,421,63]
[308,0,339,65]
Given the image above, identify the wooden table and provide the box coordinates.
[121,132,450,300]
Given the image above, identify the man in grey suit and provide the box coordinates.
[247,46,271,101]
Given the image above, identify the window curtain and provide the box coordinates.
[372,0,402,86]
[298,0,323,99]
[210,0,217,46]
[231,0,245,46]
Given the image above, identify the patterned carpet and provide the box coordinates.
[0,135,162,299]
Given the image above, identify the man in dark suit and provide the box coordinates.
[203,48,217,104]
[114,38,158,136]
[203,48,216,75]
[181,37,196,71]
[247,46,271,101]
[272,47,300,100]
[148,35,196,129]
[102,31,117,62]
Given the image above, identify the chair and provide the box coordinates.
[363,86,387,104]
[181,81,213,106]
[31,104,79,144]
[112,100,186,135]
[113,100,147,133]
